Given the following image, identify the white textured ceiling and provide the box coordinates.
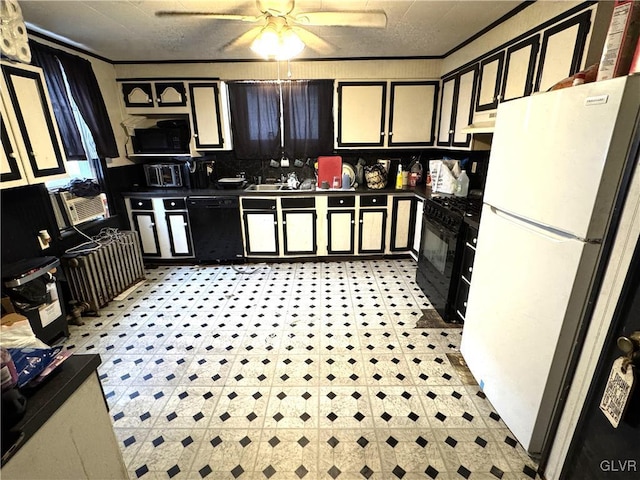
[20,0,525,62]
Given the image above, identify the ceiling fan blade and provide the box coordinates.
[155,11,263,23]
[221,26,264,51]
[292,11,387,28]
[291,27,334,55]
[257,0,295,17]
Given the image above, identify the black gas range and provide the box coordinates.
[416,194,482,323]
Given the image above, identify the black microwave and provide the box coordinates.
[132,126,190,154]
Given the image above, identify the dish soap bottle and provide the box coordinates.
[395,164,403,189]
[455,170,469,197]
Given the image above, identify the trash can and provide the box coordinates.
[2,256,68,345]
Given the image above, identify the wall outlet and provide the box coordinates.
[38,230,51,250]
[38,236,50,250]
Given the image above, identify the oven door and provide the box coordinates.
[416,216,460,321]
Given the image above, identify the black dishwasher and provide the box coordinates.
[186,196,244,263]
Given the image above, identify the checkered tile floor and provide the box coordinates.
[65,259,541,479]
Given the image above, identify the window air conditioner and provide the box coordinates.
[50,191,107,228]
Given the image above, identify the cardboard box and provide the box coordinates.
[1,312,26,327]
[1,296,16,315]
[597,0,640,81]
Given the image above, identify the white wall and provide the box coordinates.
[442,1,612,76]
[27,37,132,167]
[114,58,442,81]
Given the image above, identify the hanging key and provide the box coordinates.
[599,331,640,428]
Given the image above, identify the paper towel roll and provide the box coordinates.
[2,0,22,20]
[16,43,31,63]
[1,32,17,59]
[11,21,28,43]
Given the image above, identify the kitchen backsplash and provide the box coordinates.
[191,149,490,190]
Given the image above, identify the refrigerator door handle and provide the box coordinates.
[490,206,589,243]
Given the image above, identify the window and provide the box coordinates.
[46,64,100,190]
[228,80,333,160]
[30,41,119,229]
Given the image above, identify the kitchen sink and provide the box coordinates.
[244,184,293,191]
[244,184,282,191]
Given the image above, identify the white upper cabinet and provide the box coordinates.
[1,61,67,189]
[437,65,478,148]
[336,80,439,149]
[121,81,188,113]
[336,82,387,147]
[501,35,540,103]
[388,82,438,146]
[188,81,233,151]
[534,10,592,93]
[476,52,505,111]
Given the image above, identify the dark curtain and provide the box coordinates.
[282,80,334,158]
[54,50,119,158]
[30,43,85,160]
[227,82,281,160]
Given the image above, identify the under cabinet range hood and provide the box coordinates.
[462,111,497,134]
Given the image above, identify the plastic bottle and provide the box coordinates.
[395,164,403,189]
[455,170,469,197]
[342,172,351,189]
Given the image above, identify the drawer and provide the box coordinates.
[360,195,387,207]
[242,198,277,210]
[281,197,315,209]
[328,196,355,207]
[129,198,153,210]
[461,246,476,282]
[163,198,186,210]
[456,278,470,318]
[466,226,478,246]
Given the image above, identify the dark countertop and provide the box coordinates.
[1,354,102,466]
[122,185,430,198]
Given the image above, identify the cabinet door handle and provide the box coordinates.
[463,301,467,307]
[372,198,377,203]
[473,238,477,244]
[359,219,363,224]
[339,200,344,204]
[170,202,176,206]
[147,98,153,103]
[351,220,355,224]
[193,133,198,138]
[150,223,155,227]
[449,129,454,134]
[468,267,473,272]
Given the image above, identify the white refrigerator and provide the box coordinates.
[460,74,640,455]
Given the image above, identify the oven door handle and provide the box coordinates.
[422,218,457,241]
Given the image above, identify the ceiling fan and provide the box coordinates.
[155,0,387,59]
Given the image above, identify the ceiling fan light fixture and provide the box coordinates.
[250,18,304,60]
[277,25,304,60]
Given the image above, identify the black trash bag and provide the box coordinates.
[67,178,102,197]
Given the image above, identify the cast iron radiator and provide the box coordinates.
[61,231,146,313]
